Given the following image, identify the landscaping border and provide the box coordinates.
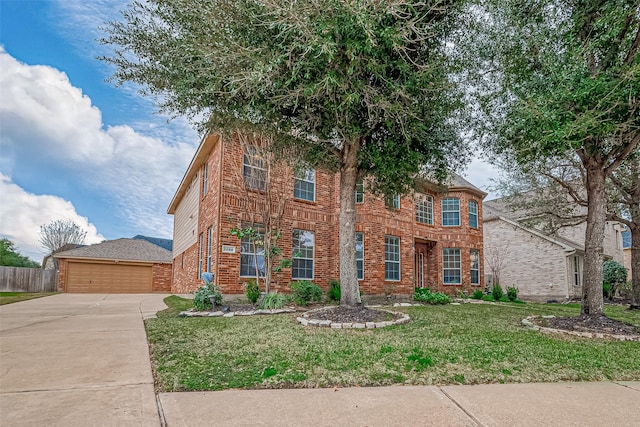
[522,315,640,342]
[296,306,410,329]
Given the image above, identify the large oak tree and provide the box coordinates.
[103,0,469,307]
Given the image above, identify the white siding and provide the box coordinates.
[173,173,200,257]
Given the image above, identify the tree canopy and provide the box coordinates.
[39,219,87,255]
[0,239,40,268]
[104,0,470,306]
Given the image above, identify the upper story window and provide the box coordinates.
[198,233,204,279]
[206,226,213,273]
[202,162,209,195]
[355,232,364,280]
[469,200,478,228]
[416,195,434,225]
[292,229,314,279]
[355,179,365,204]
[385,235,401,281]
[442,198,460,226]
[243,146,266,191]
[294,169,316,202]
[385,194,400,210]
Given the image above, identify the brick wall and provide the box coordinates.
[171,135,486,296]
[152,263,173,292]
[57,259,68,292]
[484,218,571,301]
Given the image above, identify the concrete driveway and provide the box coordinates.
[0,293,168,427]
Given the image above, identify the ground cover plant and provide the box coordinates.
[0,292,57,305]
[146,297,640,392]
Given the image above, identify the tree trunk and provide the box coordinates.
[630,224,640,310]
[339,139,362,307]
[581,160,606,316]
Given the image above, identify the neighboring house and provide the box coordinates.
[168,134,486,296]
[54,239,172,293]
[622,229,632,282]
[132,235,173,252]
[42,243,85,270]
[483,198,626,302]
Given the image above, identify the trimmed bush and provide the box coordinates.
[327,279,341,302]
[290,280,322,306]
[491,284,504,301]
[506,286,519,302]
[244,279,261,304]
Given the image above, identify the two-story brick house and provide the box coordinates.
[168,134,486,296]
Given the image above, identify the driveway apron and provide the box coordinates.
[0,293,167,427]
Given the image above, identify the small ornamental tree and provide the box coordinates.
[603,260,628,299]
[104,0,470,307]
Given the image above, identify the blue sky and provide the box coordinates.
[0,0,498,263]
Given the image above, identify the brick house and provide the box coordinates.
[168,134,486,296]
[55,238,172,293]
[483,198,626,302]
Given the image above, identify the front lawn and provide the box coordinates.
[145,298,640,392]
[0,292,58,305]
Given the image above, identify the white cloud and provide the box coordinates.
[0,174,104,261]
[0,48,198,243]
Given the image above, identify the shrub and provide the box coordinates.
[327,279,341,302]
[481,295,495,302]
[193,279,223,311]
[259,292,291,309]
[491,284,504,301]
[414,288,450,305]
[471,289,484,300]
[603,282,613,300]
[603,260,627,298]
[290,280,323,306]
[506,286,519,302]
[498,296,510,303]
[244,279,261,304]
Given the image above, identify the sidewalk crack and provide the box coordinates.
[438,387,484,427]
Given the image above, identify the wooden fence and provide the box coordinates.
[0,266,58,292]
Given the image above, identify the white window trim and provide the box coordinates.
[469,200,478,228]
[385,235,401,281]
[356,232,364,281]
[416,194,434,225]
[294,169,316,202]
[198,233,204,279]
[243,146,266,190]
[355,179,365,204]
[470,249,480,285]
[202,162,209,195]
[386,194,400,210]
[207,226,213,273]
[239,234,265,278]
[442,198,461,227]
[443,248,461,285]
[292,229,315,280]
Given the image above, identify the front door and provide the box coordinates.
[415,243,428,288]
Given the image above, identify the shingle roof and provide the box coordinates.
[132,235,173,251]
[54,238,172,263]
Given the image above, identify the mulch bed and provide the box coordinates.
[540,315,640,336]
[305,306,403,323]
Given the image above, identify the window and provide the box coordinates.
[443,248,461,284]
[206,227,213,273]
[385,235,401,281]
[202,162,209,195]
[198,233,204,279]
[470,249,480,285]
[243,146,266,190]
[355,179,364,204]
[240,232,265,277]
[573,256,581,286]
[469,200,478,228]
[442,198,460,226]
[385,194,400,210]
[416,195,434,224]
[356,232,364,280]
[294,169,316,201]
[292,230,314,279]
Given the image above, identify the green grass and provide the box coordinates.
[145,297,640,392]
[0,292,58,305]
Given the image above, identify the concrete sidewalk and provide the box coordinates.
[159,381,640,427]
[0,293,168,427]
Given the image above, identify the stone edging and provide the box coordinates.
[181,308,296,317]
[296,306,410,329]
[522,315,640,342]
